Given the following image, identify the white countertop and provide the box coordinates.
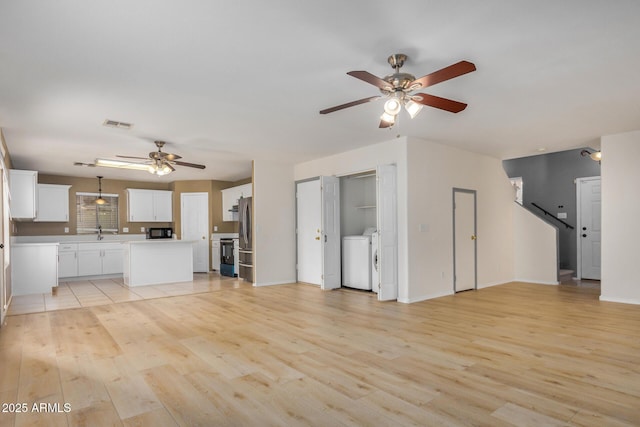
[125,239,195,245]
[13,234,147,244]
[12,242,59,247]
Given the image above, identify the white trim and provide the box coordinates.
[599,295,640,305]
[399,289,453,303]
[513,279,559,285]
[254,280,295,287]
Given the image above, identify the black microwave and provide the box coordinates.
[147,227,173,239]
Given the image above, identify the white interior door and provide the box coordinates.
[297,179,322,285]
[454,189,477,292]
[321,176,340,290]
[0,164,6,325]
[181,192,209,273]
[577,177,601,280]
[376,164,398,301]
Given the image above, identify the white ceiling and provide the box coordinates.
[1,1,639,182]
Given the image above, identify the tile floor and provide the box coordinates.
[8,272,248,315]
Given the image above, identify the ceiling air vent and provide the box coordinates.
[103,119,133,130]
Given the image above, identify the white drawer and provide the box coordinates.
[78,242,123,251]
[59,243,78,252]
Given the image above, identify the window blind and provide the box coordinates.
[76,192,119,233]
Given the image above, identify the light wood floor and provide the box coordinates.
[1,280,639,426]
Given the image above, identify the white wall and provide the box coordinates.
[405,137,516,302]
[295,138,409,301]
[253,159,297,286]
[600,130,640,304]
[513,203,558,284]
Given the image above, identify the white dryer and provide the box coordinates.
[371,231,379,294]
[342,228,376,290]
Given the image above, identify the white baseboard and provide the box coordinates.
[599,295,640,305]
[399,289,453,304]
[513,278,559,285]
[253,280,296,287]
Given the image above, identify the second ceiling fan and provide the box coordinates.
[101,140,206,176]
[320,53,476,128]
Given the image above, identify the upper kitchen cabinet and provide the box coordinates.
[35,184,72,222]
[9,169,37,220]
[221,183,252,221]
[126,189,173,222]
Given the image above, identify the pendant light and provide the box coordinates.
[95,176,107,205]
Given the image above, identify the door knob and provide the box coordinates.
[471,235,477,240]
[315,236,320,240]
[582,227,587,231]
[202,236,206,240]
[582,234,587,238]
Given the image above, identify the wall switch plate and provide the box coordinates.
[123,227,129,233]
[64,227,69,233]
[214,225,218,232]
[557,212,567,219]
[140,227,145,232]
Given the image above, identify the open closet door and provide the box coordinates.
[376,164,398,301]
[321,176,340,290]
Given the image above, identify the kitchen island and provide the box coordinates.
[123,240,194,287]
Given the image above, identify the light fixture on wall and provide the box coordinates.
[581,149,602,163]
[95,176,107,205]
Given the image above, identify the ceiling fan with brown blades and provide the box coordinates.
[94,140,205,176]
[320,53,476,128]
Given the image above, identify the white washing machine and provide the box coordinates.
[371,231,379,294]
[342,228,376,290]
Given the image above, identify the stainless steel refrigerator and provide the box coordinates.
[238,196,253,282]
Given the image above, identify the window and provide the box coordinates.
[76,192,119,233]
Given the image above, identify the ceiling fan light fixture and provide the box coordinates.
[383,98,402,116]
[380,111,396,125]
[160,163,173,175]
[404,99,423,119]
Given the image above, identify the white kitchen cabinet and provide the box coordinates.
[35,184,71,222]
[102,247,124,274]
[153,190,173,222]
[9,169,37,220]
[58,243,79,278]
[211,239,220,270]
[221,183,252,222]
[127,189,173,222]
[78,243,123,276]
[12,243,58,295]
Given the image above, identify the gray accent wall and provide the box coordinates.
[502,148,600,273]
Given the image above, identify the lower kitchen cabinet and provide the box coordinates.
[102,247,124,274]
[12,243,58,295]
[77,249,103,276]
[78,243,123,276]
[58,243,79,278]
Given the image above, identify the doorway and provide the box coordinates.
[181,192,209,273]
[576,177,601,280]
[295,177,340,289]
[295,164,398,301]
[453,188,477,292]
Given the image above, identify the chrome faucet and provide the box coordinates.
[97,225,104,241]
